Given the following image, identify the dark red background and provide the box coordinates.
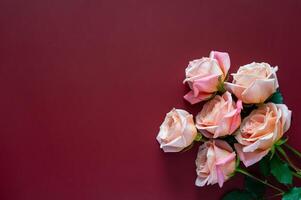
[0,0,301,199]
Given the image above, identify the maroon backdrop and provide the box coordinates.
[0,0,301,199]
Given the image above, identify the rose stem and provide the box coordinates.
[277,146,301,172]
[292,171,301,179]
[236,168,284,193]
[267,192,284,199]
[284,143,301,158]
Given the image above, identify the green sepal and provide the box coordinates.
[275,138,288,146]
[194,133,202,142]
[217,75,226,94]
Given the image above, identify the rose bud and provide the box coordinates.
[196,91,242,138]
[195,140,236,187]
[183,51,230,104]
[235,103,291,167]
[225,62,278,104]
[156,108,197,152]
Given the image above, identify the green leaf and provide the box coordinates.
[259,155,270,177]
[266,90,283,104]
[282,187,301,200]
[222,190,254,200]
[244,175,266,198]
[270,154,292,184]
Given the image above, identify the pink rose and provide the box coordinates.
[183,51,230,104]
[156,108,197,152]
[196,91,242,138]
[235,103,291,167]
[195,140,236,187]
[225,62,278,104]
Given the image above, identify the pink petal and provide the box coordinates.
[192,74,220,95]
[216,166,225,187]
[268,66,279,88]
[209,51,230,76]
[242,133,273,153]
[216,152,236,165]
[195,177,209,187]
[197,126,218,138]
[276,104,292,133]
[212,97,242,137]
[214,140,234,153]
[229,100,242,133]
[183,91,213,105]
[224,82,246,101]
[234,144,269,167]
[242,79,277,103]
[160,136,185,152]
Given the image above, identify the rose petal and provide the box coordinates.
[209,51,230,77]
[160,136,185,152]
[229,100,242,133]
[192,74,220,95]
[242,79,277,103]
[224,82,246,101]
[216,152,236,166]
[184,91,213,104]
[182,115,197,145]
[216,166,225,187]
[276,104,292,133]
[242,133,273,152]
[214,140,234,153]
[268,66,279,88]
[195,176,209,187]
[234,143,269,167]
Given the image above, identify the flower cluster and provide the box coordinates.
[156,51,299,199]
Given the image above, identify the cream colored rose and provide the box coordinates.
[195,140,236,187]
[183,51,230,104]
[235,103,291,167]
[225,62,278,104]
[156,108,197,152]
[196,91,242,138]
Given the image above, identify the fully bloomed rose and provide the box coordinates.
[156,108,197,152]
[195,91,242,138]
[195,140,236,187]
[225,62,278,104]
[183,51,230,104]
[235,103,291,167]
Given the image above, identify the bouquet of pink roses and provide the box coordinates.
[156,51,301,200]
